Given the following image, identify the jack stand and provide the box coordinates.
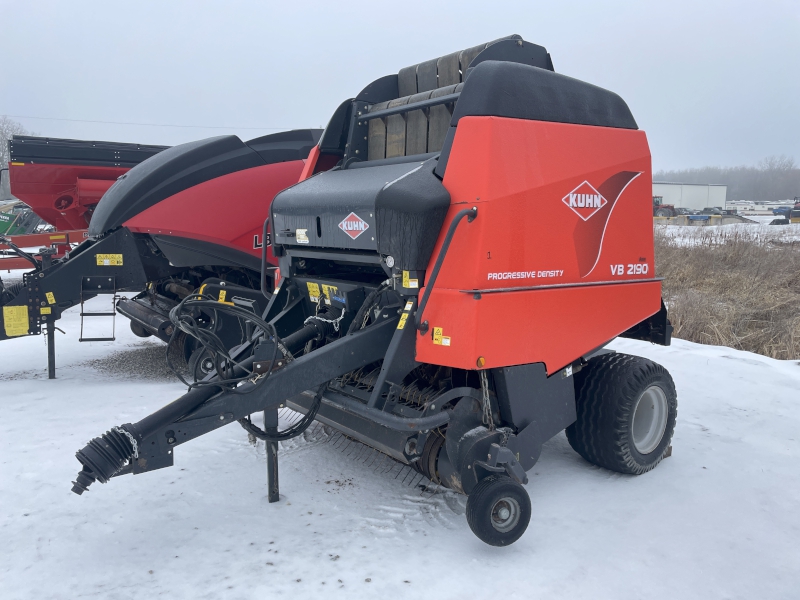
[41,248,57,379]
[46,320,56,379]
[264,408,280,502]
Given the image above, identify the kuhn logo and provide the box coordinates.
[562,181,608,221]
[338,212,370,240]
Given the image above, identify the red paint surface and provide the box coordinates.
[9,163,125,230]
[123,160,306,264]
[299,145,319,181]
[4,229,87,248]
[1,229,88,270]
[415,116,661,373]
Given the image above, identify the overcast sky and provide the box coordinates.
[2,0,798,170]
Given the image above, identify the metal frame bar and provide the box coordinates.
[462,277,664,294]
[416,207,477,331]
[359,93,461,122]
[4,229,87,249]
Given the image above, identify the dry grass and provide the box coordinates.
[654,225,800,360]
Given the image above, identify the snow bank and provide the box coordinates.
[1,305,798,599]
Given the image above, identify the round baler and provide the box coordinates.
[70,35,677,546]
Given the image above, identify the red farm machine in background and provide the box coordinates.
[1,136,168,270]
[1,130,322,378]
[8,135,169,230]
[652,195,677,217]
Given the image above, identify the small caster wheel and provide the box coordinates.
[466,475,531,546]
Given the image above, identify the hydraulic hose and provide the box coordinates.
[166,292,281,391]
[415,207,477,331]
[347,279,392,335]
[73,277,393,495]
[238,385,325,442]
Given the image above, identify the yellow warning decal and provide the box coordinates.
[11,162,24,166]
[45,292,56,304]
[40,307,52,315]
[398,300,414,328]
[213,289,234,305]
[402,271,419,289]
[397,313,409,329]
[321,284,338,304]
[432,327,451,347]
[49,235,66,241]
[96,253,123,266]
[307,282,321,303]
[3,306,29,337]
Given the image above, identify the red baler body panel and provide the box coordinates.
[416,117,660,373]
[123,160,306,265]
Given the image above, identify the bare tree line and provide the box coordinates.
[3,113,799,204]
[655,156,800,202]
[1,116,30,200]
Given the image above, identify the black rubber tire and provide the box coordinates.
[129,321,152,338]
[654,208,672,217]
[417,432,446,484]
[466,475,531,546]
[566,352,677,475]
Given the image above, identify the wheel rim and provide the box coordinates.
[490,496,521,533]
[200,357,215,375]
[191,350,216,380]
[632,385,668,454]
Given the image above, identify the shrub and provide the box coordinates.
[654,225,800,360]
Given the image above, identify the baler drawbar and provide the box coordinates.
[72,35,677,546]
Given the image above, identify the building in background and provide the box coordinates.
[652,182,727,211]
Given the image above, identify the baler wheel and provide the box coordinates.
[466,475,531,546]
[188,348,216,381]
[415,431,446,484]
[129,321,152,338]
[566,353,677,475]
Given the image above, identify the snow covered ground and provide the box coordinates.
[746,214,789,224]
[657,220,800,245]
[1,296,799,599]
